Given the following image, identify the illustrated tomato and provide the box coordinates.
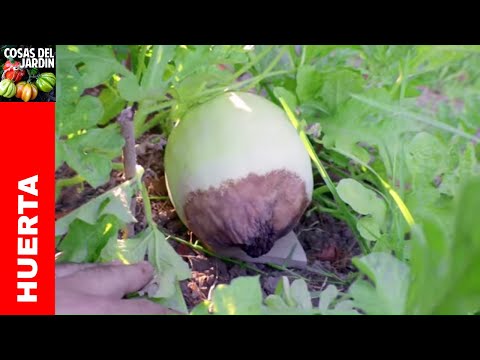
[0,79,17,98]
[35,72,56,92]
[16,81,38,102]
[3,60,18,70]
[3,60,26,83]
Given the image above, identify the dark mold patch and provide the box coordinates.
[183,170,310,258]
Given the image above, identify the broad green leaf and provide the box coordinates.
[146,226,191,299]
[57,95,104,136]
[63,149,112,189]
[57,215,120,263]
[332,300,361,315]
[296,65,323,103]
[357,216,382,242]
[190,301,211,315]
[100,229,149,263]
[290,279,312,310]
[117,74,143,102]
[406,219,450,315]
[98,87,127,125]
[406,132,447,184]
[318,284,339,314]
[174,73,210,103]
[319,69,364,113]
[154,282,188,314]
[337,178,386,225]
[62,126,125,188]
[56,69,82,106]
[57,45,130,90]
[55,169,141,236]
[350,252,410,315]
[211,276,263,315]
[408,177,480,315]
[68,126,125,159]
[264,295,289,310]
[321,88,424,183]
[55,140,65,170]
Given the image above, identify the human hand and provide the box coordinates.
[55,261,180,315]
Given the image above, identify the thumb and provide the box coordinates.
[58,261,155,299]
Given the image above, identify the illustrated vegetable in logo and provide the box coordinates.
[3,60,26,83]
[16,81,38,102]
[0,78,17,98]
[35,72,56,92]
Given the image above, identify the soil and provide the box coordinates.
[55,130,360,312]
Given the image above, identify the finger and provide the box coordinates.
[55,290,180,315]
[58,261,155,299]
[55,261,124,278]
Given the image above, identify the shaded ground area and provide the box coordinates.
[55,131,360,311]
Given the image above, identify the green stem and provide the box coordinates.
[202,70,293,99]
[56,175,84,188]
[136,111,167,137]
[233,45,274,79]
[139,180,155,228]
[149,195,170,201]
[135,45,148,80]
[287,45,298,70]
[167,235,268,275]
[112,162,124,171]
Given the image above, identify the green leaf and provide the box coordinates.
[406,219,450,315]
[319,69,364,113]
[146,226,191,299]
[117,74,143,102]
[141,45,175,93]
[211,276,263,315]
[55,169,141,237]
[264,294,289,310]
[57,45,130,90]
[407,177,480,315]
[296,65,323,103]
[153,282,188,314]
[64,151,111,188]
[56,68,82,106]
[273,86,297,111]
[318,284,339,314]
[55,140,65,170]
[98,87,127,126]
[406,131,447,184]
[174,73,210,103]
[332,300,361,315]
[357,216,382,242]
[190,301,211,315]
[63,149,112,189]
[290,279,313,310]
[350,252,410,315]
[57,95,104,136]
[62,125,125,188]
[69,126,125,159]
[337,178,386,225]
[57,215,120,263]
[317,284,360,315]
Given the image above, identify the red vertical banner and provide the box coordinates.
[0,102,55,314]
